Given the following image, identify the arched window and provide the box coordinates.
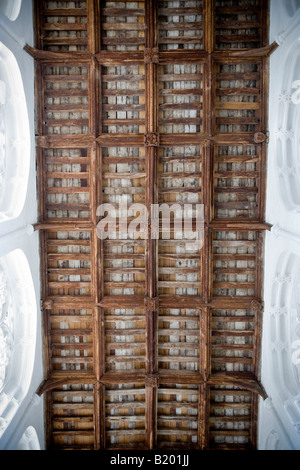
[0,250,37,438]
[0,42,30,222]
[0,0,22,21]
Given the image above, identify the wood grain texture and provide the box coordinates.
[33,0,271,451]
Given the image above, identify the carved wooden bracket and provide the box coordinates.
[145,374,159,388]
[144,132,160,147]
[254,132,269,144]
[36,135,49,148]
[37,375,97,396]
[144,297,159,311]
[250,299,264,312]
[144,47,159,64]
[42,300,54,310]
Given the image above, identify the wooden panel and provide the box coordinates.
[49,307,94,372]
[34,0,270,451]
[43,147,91,220]
[157,384,199,448]
[215,0,264,50]
[50,384,95,450]
[158,308,200,373]
[43,63,90,135]
[158,235,202,296]
[212,230,257,298]
[214,60,262,134]
[100,1,146,51]
[104,308,146,373]
[46,230,92,298]
[102,65,146,134]
[210,308,256,374]
[102,146,146,296]
[158,145,202,205]
[158,0,204,51]
[158,144,203,296]
[105,384,146,449]
[158,63,204,134]
[208,386,252,450]
[38,1,89,52]
[102,146,146,205]
[213,144,260,220]
[103,239,146,296]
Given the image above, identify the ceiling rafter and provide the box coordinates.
[31,0,274,450]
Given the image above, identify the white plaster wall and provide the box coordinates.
[259,0,300,451]
[0,0,44,450]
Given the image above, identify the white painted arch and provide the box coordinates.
[0,249,37,439]
[285,0,300,17]
[17,426,41,450]
[0,0,22,21]
[275,36,300,213]
[267,250,300,434]
[0,41,30,222]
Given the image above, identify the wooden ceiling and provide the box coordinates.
[30,0,276,450]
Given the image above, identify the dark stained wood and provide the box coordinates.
[33,0,272,451]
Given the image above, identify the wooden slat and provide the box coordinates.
[35,0,269,451]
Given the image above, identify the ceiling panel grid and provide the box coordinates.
[31,0,274,450]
